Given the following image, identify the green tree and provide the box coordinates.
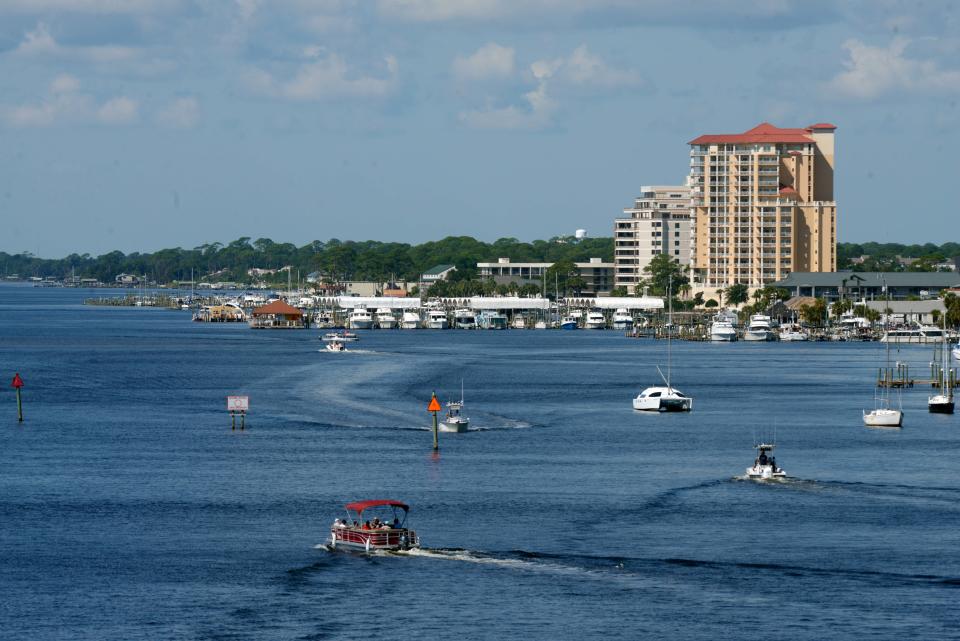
[704,298,718,308]
[692,292,704,307]
[643,254,688,296]
[726,283,749,306]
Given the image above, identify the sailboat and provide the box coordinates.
[633,276,693,412]
[864,284,903,427]
[928,314,954,414]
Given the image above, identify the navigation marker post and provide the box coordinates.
[428,393,441,451]
[227,395,249,431]
[11,373,24,423]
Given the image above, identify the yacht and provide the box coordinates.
[584,310,606,330]
[745,444,786,480]
[348,307,374,330]
[880,323,954,344]
[744,314,775,341]
[425,309,449,329]
[511,315,527,329]
[454,308,476,329]
[710,314,738,342]
[612,309,633,331]
[401,311,421,329]
[477,310,508,330]
[779,323,809,342]
[375,308,398,329]
[633,277,692,412]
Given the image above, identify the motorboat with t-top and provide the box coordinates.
[440,381,469,433]
[744,314,775,341]
[746,443,786,480]
[633,277,693,412]
[329,500,419,553]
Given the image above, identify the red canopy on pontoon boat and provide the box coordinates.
[345,500,409,514]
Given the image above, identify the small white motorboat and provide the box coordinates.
[440,381,469,432]
[745,443,786,480]
[325,339,346,352]
[322,331,358,342]
[779,324,809,342]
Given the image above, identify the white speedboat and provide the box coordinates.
[375,308,398,329]
[779,324,809,342]
[710,316,738,342]
[745,443,786,480]
[322,331,358,342]
[612,308,633,331]
[744,314,775,341]
[560,316,578,330]
[426,309,449,329]
[348,308,374,330]
[401,311,421,329]
[325,338,346,352]
[585,310,606,330]
[632,277,692,413]
[454,309,476,329]
[440,382,469,433]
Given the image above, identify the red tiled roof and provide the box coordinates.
[252,299,303,316]
[806,122,837,130]
[689,122,815,145]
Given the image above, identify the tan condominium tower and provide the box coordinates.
[614,185,691,294]
[688,122,837,289]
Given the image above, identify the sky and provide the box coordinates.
[1,0,958,258]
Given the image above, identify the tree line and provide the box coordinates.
[0,235,613,285]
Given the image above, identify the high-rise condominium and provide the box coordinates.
[688,122,837,289]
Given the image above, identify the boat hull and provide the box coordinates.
[560,322,578,330]
[349,320,374,330]
[863,409,903,427]
[440,419,469,433]
[746,465,786,480]
[632,396,693,412]
[711,331,737,342]
[330,527,419,552]
[928,396,955,414]
[743,330,773,341]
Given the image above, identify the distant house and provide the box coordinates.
[115,273,140,285]
[421,264,457,286]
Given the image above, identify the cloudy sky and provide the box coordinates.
[1,0,958,257]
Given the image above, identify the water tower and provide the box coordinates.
[575,229,587,240]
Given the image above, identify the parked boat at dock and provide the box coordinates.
[329,500,419,553]
[348,308,374,330]
[425,309,449,329]
[585,310,606,330]
[375,308,398,329]
[710,314,737,342]
[454,308,476,329]
[401,311,421,329]
[744,314,775,341]
[779,323,810,342]
[881,324,955,344]
[612,308,633,331]
[559,316,578,330]
[477,310,508,330]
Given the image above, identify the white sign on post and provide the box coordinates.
[227,396,249,412]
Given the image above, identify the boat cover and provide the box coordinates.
[345,500,409,514]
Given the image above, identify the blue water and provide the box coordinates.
[1,285,959,640]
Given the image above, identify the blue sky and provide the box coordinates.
[1,0,958,257]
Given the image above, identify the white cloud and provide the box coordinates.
[458,44,640,129]
[14,22,141,63]
[0,0,181,13]
[157,97,200,128]
[98,96,139,124]
[2,75,139,128]
[246,53,398,101]
[452,42,515,81]
[827,37,960,99]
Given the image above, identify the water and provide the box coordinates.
[1,285,958,640]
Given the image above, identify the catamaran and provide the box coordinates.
[633,277,693,412]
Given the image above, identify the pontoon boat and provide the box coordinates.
[329,500,419,553]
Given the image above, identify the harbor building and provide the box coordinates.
[772,271,960,301]
[689,122,837,289]
[614,185,691,294]
[477,257,614,295]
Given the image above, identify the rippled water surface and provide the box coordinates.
[1,285,959,640]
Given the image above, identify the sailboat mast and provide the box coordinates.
[667,274,672,389]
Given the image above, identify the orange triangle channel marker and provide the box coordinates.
[427,394,441,412]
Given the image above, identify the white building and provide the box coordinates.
[614,185,691,294]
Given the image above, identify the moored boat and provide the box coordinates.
[375,308,398,329]
[401,311,421,329]
[559,316,578,330]
[348,307,374,330]
[744,314,775,341]
[454,308,476,329]
[584,310,606,330]
[329,500,419,553]
[612,308,633,331]
[632,276,692,413]
[929,315,955,414]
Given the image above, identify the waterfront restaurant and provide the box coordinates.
[250,299,306,329]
